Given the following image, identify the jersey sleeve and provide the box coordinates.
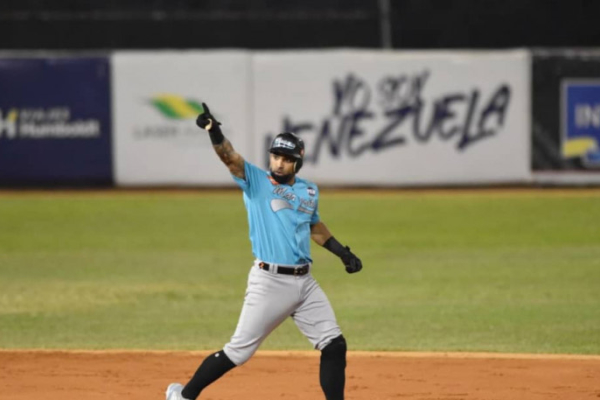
[231,161,265,197]
[310,187,321,225]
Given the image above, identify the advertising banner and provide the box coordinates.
[562,80,600,166]
[0,57,112,186]
[532,50,600,184]
[252,50,531,186]
[112,51,251,186]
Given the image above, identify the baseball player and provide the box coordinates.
[166,103,363,400]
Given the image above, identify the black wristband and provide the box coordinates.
[323,236,348,258]
[208,124,225,145]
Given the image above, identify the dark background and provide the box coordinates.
[1,0,598,50]
[2,0,599,174]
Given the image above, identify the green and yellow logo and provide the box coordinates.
[150,94,204,120]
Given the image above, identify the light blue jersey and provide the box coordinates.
[232,161,320,265]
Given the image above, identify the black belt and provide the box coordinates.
[258,261,310,276]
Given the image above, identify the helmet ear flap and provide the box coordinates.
[295,147,304,173]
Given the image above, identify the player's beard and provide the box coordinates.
[270,169,294,185]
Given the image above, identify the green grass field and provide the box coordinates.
[1,189,599,354]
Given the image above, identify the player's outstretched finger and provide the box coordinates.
[202,102,211,115]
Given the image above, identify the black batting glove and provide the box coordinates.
[341,246,363,274]
[196,102,222,131]
[196,102,225,145]
[324,237,363,274]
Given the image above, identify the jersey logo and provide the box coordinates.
[271,198,293,212]
[307,187,316,197]
[273,186,297,201]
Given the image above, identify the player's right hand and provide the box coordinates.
[196,102,222,131]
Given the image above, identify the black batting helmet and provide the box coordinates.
[269,132,305,172]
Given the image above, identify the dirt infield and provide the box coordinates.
[1,351,599,400]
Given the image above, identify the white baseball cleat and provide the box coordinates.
[166,383,187,400]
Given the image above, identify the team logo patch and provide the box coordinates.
[307,187,316,197]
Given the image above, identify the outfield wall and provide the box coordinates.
[2,49,596,187]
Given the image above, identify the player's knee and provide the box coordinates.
[222,345,254,366]
[321,335,347,363]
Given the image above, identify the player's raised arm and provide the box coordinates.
[311,221,363,274]
[196,102,245,179]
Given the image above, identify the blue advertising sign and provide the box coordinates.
[0,57,112,185]
[562,80,600,166]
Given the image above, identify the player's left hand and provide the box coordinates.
[341,246,362,274]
